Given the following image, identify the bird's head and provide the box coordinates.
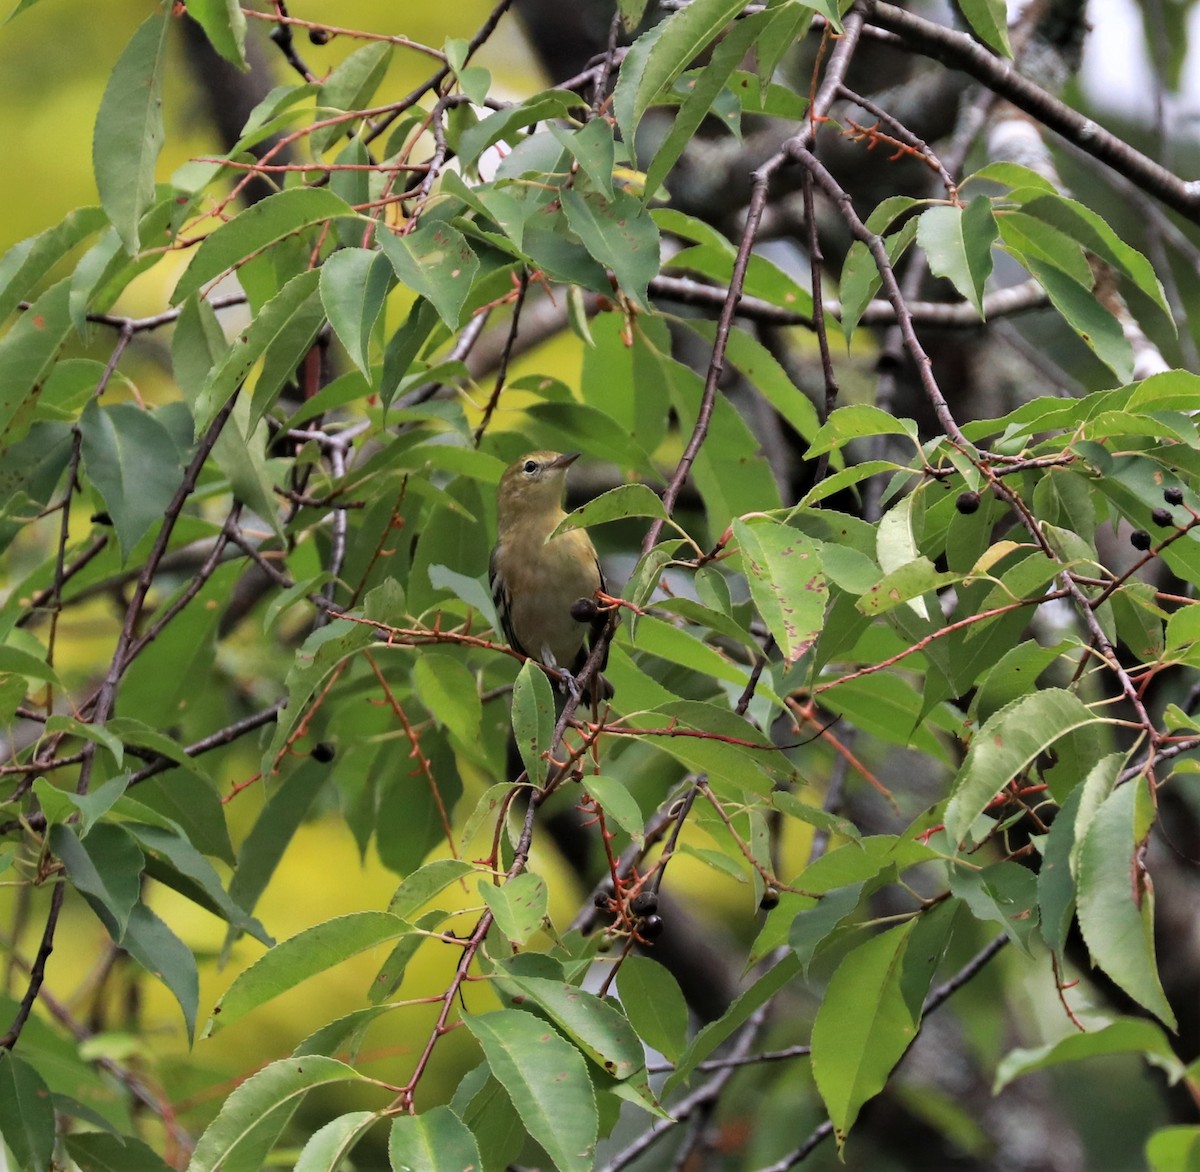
[497,451,579,521]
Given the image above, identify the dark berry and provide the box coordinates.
[1164,487,1184,506]
[630,890,658,916]
[759,886,781,911]
[308,28,331,45]
[955,491,981,515]
[1130,529,1153,551]
[1151,507,1174,527]
[570,598,598,622]
[311,742,336,763]
[639,914,664,940]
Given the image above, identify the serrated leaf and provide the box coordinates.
[377,221,478,329]
[642,11,767,200]
[387,858,475,920]
[51,822,144,939]
[732,516,826,664]
[79,401,183,560]
[192,268,322,435]
[560,189,660,311]
[479,873,548,946]
[207,912,412,1036]
[664,952,801,1094]
[500,973,643,1080]
[319,247,393,376]
[310,41,393,155]
[917,198,996,317]
[294,1111,378,1172]
[186,1057,370,1172]
[958,0,1012,56]
[172,188,356,303]
[1076,780,1177,1029]
[549,482,667,538]
[995,1019,1184,1093]
[512,659,555,783]
[185,0,247,68]
[388,1107,482,1172]
[93,9,169,252]
[614,0,748,142]
[0,278,74,446]
[0,205,107,325]
[616,955,688,1065]
[1025,256,1134,382]
[463,1009,598,1172]
[945,688,1107,844]
[0,1052,54,1172]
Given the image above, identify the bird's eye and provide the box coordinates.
[523,459,538,474]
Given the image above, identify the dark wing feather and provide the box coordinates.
[489,546,529,658]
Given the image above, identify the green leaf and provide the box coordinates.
[65,1132,172,1172]
[995,1019,1184,1093]
[92,9,169,253]
[463,1009,598,1172]
[377,221,479,329]
[664,952,801,1094]
[1025,256,1134,382]
[387,858,475,920]
[642,11,767,200]
[549,483,667,538]
[187,1057,370,1172]
[949,861,1039,956]
[294,1111,379,1172]
[1077,780,1177,1029]
[263,619,376,774]
[412,652,482,746]
[804,404,919,460]
[228,760,330,925]
[0,1051,55,1172]
[855,556,961,616]
[560,189,660,311]
[125,820,270,945]
[732,516,826,665]
[512,658,555,783]
[51,822,144,939]
[121,902,201,1042]
[917,198,996,317]
[192,268,322,435]
[310,41,393,155]
[185,0,247,68]
[616,955,688,1064]
[479,872,548,947]
[810,905,953,1148]
[789,882,866,972]
[0,205,107,325]
[550,117,617,200]
[1146,1126,1200,1172]
[499,973,643,1080]
[614,0,747,142]
[580,775,644,846]
[79,401,183,560]
[0,278,74,446]
[43,713,125,768]
[207,911,413,1035]
[957,0,1012,56]
[172,188,356,303]
[944,689,1106,845]
[320,247,393,376]
[388,1107,482,1172]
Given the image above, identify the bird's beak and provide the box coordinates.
[548,452,580,470]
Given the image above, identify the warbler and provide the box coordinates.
[490,451,613,703]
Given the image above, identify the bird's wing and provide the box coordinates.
[489,545,529,658]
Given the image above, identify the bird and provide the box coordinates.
[489,451,613,704]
